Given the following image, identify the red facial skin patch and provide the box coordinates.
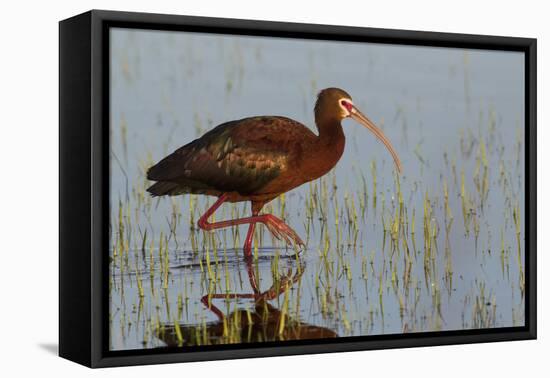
[341,100,353,112]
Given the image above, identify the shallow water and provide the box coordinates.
[109,28,525,351]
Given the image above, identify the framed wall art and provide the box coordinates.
[59,9,536,367]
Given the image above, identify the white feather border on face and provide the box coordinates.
[338,98,354,118]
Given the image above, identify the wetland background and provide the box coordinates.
[109,28,525,351]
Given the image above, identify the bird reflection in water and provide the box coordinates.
[156,256,337,347]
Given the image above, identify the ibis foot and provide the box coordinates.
[197,194,305,258]
[260,214,305,248]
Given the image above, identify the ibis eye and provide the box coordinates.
[340,100,353,112]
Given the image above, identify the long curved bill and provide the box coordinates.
[350,106,403,173]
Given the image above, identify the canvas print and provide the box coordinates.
[108,28,525,351]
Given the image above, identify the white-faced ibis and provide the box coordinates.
[157,300,338,346]
[156,258,338,345]
[147,88,402,257]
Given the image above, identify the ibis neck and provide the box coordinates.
[316,118,345,145]
[302,118,345,181]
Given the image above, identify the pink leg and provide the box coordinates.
[201,255,305,319]
[243,222,256,258]
[197,194,305,252]
[244,253,260,293]
[200,293,256,320]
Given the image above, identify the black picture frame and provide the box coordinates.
[59,9,537,368]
